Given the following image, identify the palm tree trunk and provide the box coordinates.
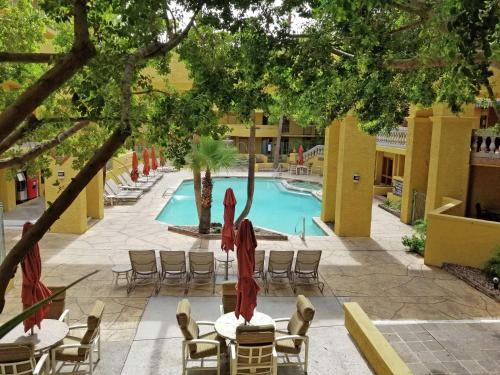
[235,120,256,227]
[273,117,284,169]
[199,168,212,234]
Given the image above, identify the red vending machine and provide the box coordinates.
[26,175,39,200]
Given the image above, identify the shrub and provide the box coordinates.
[484,247,500,278]
[383,198,401,212]
[402,219,427,256]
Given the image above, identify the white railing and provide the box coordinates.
[471,129,500,161]
[376,127,408,149]
[303,145,324,161]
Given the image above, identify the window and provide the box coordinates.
[381,157,394,185]
[282,118,290,133]
[262,115,269,125]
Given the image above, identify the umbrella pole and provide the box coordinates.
[225,251,229,280]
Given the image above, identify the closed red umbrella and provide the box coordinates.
[235,219,260,323]
[221,188,237,280]
[131,151,139,182]
[151,145,158,172]
[298,145,304,165]
[159,148,166,167]
[142,148,150,176]
[21,222,52,333]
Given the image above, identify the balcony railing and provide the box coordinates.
[471,129,500,163]
[376,127,408,149]
[303,145,324,161]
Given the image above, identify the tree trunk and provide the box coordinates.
[192,134,202,219]
[273,117,284,169]
[235,120,256,227]
[199,168,212,234]
[0,125,130,313]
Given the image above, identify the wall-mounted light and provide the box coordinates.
[353,174,361,183]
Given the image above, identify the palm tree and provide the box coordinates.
[189,136,238,234]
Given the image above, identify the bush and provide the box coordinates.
[383,198,401,212]
[484,247,500,278]
[402,219,427,256]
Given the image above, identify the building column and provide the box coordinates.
[320,122,340,222]
[0,169,17,212]
[334,115,376,237]
[45,158,88,234]
[400,107,433,224]
[425,103,480,216]
[86,170,104,220]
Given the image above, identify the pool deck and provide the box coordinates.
[2,169,500,374]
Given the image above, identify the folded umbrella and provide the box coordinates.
[131,151,139,182]
[142,148,150,176]
[298,144,304,165]
[221,188,237,280]
[151,145,158,172]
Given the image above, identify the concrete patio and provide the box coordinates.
[2,169,500,374]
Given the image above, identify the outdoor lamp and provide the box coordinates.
[493,277,499,290]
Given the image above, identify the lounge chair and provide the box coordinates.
[254,250,267,291]
[266,251,294,293]
[105,179,143,199]
[127,250,160,294]
[230,325,277,375]
[176,299,225,375]
[0,343,49,375]
[137,164,163,182]
[220,281,237,315]
[159,250,187,294]
[114,173,151,192]
[46,286,70,323]
[120,171,155,187]
[51,300,104,375]
[188,252,215,294]
[293,250,324,294]
[274,295,315,374]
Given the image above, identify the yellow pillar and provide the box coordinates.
[320,122,340,222]
[0,169,16,212]
[334,115,376,237]
[425,104,480,216]
[86,170,104,219]
[400,108,433,224]
[45,158,88,234]
[374,151,384,184]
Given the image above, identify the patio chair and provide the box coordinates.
[0,343,49,375]
[127,250,160,295]
[137,164,163,182]
[220,281,237,315]
[46,286,70,323]
[230,325,277,375]
[105,179,143,199]
[120,172,155,188]
[176,299,225,375]
[274,295,315,374]
[51,300,104,375]
[188,252,215,294]
[114,173,151,192]
[293,250,324,294]
[104,184,141,204]
[254,250,267,291]
[159,250,187,294]
[266,251,294,293]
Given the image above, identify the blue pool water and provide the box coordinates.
[156,177,326,236]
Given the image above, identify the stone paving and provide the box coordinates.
[2,169,500,374]
[378,322,500,374]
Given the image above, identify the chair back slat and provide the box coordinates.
[254,250,265,272]
[105,180,120,194]
[129,250,157,273]
[79,300,105,356]
[45,286,66,320]
[221,281,237,313]
[160,251,186,272]
[295,250,322,273]
[235,325,275,371]
[0,344,35,375]
[189,252,214,273]
[268,251,294,272]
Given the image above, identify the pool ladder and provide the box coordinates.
[295,216,306,240]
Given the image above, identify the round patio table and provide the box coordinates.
[215,311,275,341]
[0,319,69,354]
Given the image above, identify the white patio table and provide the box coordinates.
[214,311,275,341]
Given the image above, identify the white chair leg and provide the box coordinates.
[304,337,309,374]
[89,347,93,375]
[51,350,56,374]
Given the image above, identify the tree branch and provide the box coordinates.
[0,120,90,169]
[388,0,431,18]
[389,19,426,34]
[0,52,64,64]
[0,114,39,156]
[132,89,170,95]
[331,47,354,59]
[0,0,95,142]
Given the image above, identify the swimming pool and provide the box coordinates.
[156,177,326,236]
[287,180,322,191]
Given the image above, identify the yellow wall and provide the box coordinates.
[425,104,480,216]
[86,170,104,219]
[228,124,278,138]
[425,197,500,268]
[334,115,376,237]
[468,166,500,217]
[45,158,87,234]
[321,123,340,222]
[0,169,16,212]
[400,108,433,224]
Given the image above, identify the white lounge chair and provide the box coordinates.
[137,164,163,182]
[104,183,142,204]
[114,173,151,192]
[120,172,155,189]
[105,180,143,199]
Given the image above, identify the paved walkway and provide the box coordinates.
[378,321,500,374]
[2,169,500,374]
